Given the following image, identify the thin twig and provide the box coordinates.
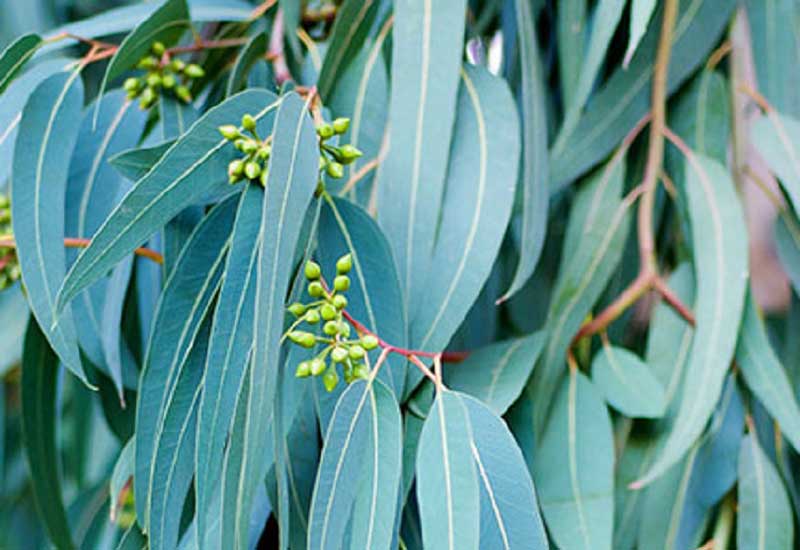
[653,276,696,325]
[339,157,381,195]
[0,236,163,265]
[249,0,278,20]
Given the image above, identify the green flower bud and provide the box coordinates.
[305,309,320,324]
[259,168,269,187]
[323,320,339,336]
[175,85,192,103]
[323,368,339,392]
[139,87,157,109]
[339,321,351,338]
[257,145,272,160]
[319,156,328,170]
[0,195,9,209]
[0,274,8,290]
[162,73,176,89]
[184,64,205,79]
[304,260,321,280]
[331,346,348,363]
[326,161,344,179]
[334,275,350,292]
[310,357,326,376]
[169,59,186,72]
[220,125,241,140]
[287,302,306,317]
[137,56,158,70]
[295,361,311,378]
[146,73,162,88]
[353,362,369,380]
[8,265,19,281]
[288,331,316,348]
[308,281,325,298]
[349,345,365,360]
[332,294,348,310]
[244,161,261,180]
[338,144,363,165]
[151,41,166,56]
[317,123,334,139]
[320,303,337,321]
[228,159,245,181]
[123,77,140,92]
[361,334,379,350]
[242,114,257,132]
[241,140,258,154]
[343,362,354,384]
[332,117,350,134]
[336,253,352,274]
[234,139,247,151]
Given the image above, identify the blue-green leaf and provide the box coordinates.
[21,319,75,550]
[0,33,42,94]
[57,89,280,312]
[774,213,800,294]
[591,344,666,418]
[11,70,88,383]
[416,390,480,550]
[635,154,748,487]
[110,140,175,182]
[556,0,585,109]
[623,0,657,67]
[751,111,800,213]
[226,32,268,98]
[444,331,544,416]
[412,65,519,353]
[534,368,614,550]
[110,439,134,521]
[0,283,28,376]
[738,433,794,550]
[461,393,548,549]
[500,0,549,301]
[378,0,466,315]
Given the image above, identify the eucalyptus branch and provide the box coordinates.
[0,236,163,265]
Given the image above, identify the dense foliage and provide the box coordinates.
[1,0,800,548]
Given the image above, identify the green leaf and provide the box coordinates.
[159,95,197,141]
[556,0,585,109]
[378,0,466,316]
[461,393,548,549]
[751,111,800,213]
[444,331,544,416]
[347,380,402,550]
[774,213,800,294]
[737,434,795,550]
[318,196,407,395]
[534,368,614,550]
[109,140,175,182]
[11,70,89,383]
[416,390,480,550]
[96,0,190,115]
[21,319,75,550]
[134,198,237,528]
[279,0,302,59]
[195,183,262,543]
[635,154,748,487]
[550,0,736,189]
[412,65,519,353]
[0,33,42,94]
[0,283,27,376]
[623,0,657,67]
[316,0,380,100]
[57,89,280,312]
[226,32,268,97]
[500,0,549,301]
[233,92,320,548]
[116,525,147,550]
[737,292,800,454]
[591,344,666,418]
[110,439,134,521]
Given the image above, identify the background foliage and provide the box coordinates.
[1,0,800,548]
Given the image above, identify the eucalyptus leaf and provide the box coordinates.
[0,33,42,94]
[591,344,666,418]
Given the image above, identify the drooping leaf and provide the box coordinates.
[21,319,75,550]
[0,33,42,94]
[444,331,544,416]
[623,0,657,67]
[635,154,748,487]
[226,32,268,97]
[57,89,280,312]
[109,140,175,182]
[737,434,794,550]
[591,344,666,418]
[555,0,585,109]
[11,69,88,383]
[378,0,467,316]
[500,0,548,301]
[534,368,614,550]
[412,65,519,353]
[416,390,480,550]
[316,0,380,100]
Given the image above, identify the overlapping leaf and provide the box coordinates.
[0,33,42,94]
[591,344,666,418]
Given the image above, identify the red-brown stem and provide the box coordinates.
[653,276,696,325]
[0,237,163,265]
[249,0,278,20]
[167,37,250,55]
[407,354,438,386]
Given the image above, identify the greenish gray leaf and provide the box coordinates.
[21,319,75,550]
[556,0,585,109]
[635,154,748,487]
[591,344,666,418]
[751,111,800,214]
[737,433,794,550]
[0,283,29,376]
[0,33,42,94]
[57,89,280,312]
[109,140,175,182]
[623,0,657,67]
[774,213,800,293]
[444,331,544,416]
[226,32,268,97]
[534,368,613,550]
[110,439,134,521]
[11,70,88,383]
[416,390,480,550]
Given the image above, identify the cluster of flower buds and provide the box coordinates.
[0,194,20,291]
[123,42,204,109]
[285,254,379,392]
[316,118,363,180]
[218,114,272,185]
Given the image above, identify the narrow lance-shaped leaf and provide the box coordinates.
[109,140,175,182]
[233,92,320,549]
[623,0,657,67]
[57,89,280,312]
[556,0,585,109]
[226,32,268,98]
[110,439,134,521]
[12,70,88,383]
[378,0,466,316]
[21,319,75,550]
[0,33,42,94]
[591,344,666,419]
[499,0,548,301]
[635,153,748,487]
[534,368,614,550]
[751,112,800,214]
[413,65,519,353]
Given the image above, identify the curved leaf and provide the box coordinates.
[110,439,134,521]
[751,112,800,213]
[591,344,666,418]
[623,0,657,67]
[226,32,268,97]
[0,33,42,94]
[109,140,175,182]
